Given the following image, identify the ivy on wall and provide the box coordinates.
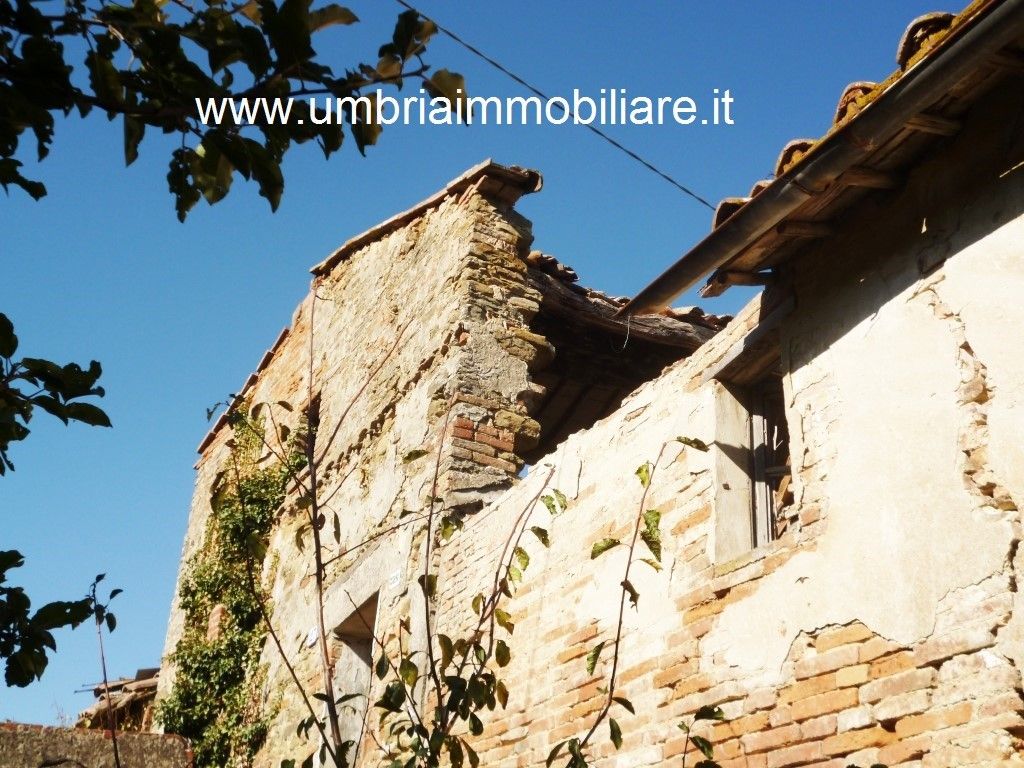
[158,414,303,767]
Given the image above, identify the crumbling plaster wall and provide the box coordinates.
[430,93,1024,768]
[157,186,550,765]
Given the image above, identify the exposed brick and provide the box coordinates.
[821,725,896,756]
[859,636,899,663]
[472,422,499,437]
[915,625,996,666]
[800,714,837,741]
[664,673,712,701]
[744,687,779,713]
[895,702,973,739]
[874,689,931,722]
[766,741,823,768]
[835,664,869,688]
[877,734,930,765]
[617,657,659,685]
[798,505,822,526]
[741,724,800,754]
[795,645,860,679]
[451,435,497,456]
[814,623,874,653]
[869,650,917,679]
[836,705,875,733]
[859,667,936,704]
[769,704,793,728]
[474,431,514,452]
[469,451,517,472]
[555,643,589,665]
[791,689,859,722]
[720,757,767,768]
[672,504,711,535]
[763,547,798,574]
[653,659,698,689]
[973,690,1024,718]
[779,673,837,705]
[714,711,770,741]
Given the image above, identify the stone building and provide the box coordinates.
[158,1,1024,767]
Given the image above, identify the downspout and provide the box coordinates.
[620,0,1024,315]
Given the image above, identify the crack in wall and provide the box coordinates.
[916,278,1019,517]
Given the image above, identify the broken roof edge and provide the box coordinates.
[620,0,1022,315]
[310,159,543,277]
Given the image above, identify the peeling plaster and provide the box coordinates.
[703,218,1020,679]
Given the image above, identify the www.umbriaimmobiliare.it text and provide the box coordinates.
[195,88,736,127]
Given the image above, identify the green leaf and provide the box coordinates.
[621,578,639,608]
[612,695,635,714]
[513,546,529,570]
[540,495,557,516]
[609,718,622,750]
[694,705,725,721]
[552,488,568,511]
[307,4,357,32]
[676,435,710,452]
[635,462,651,488]
[690,735,714,760]
[426,69,467,113]
[494,608,514,634]
[0,314,18,358]
[546,741,567,768]
[495,639,510,667]
[399,657,418,688]
[31,599,91,631]
[438,634,454,670]
[471,593,485,616]
[63,402,111,428]
[417,573,436,599]
[468,712,484,736]
[375,681,406,712]
[123,115,144,166]
[440,514,462,541]
[591,538,621,559]
[375,653,389,680]
[640,508,662,562]
[530,526,550,547]
[639,557,663,572]
[495,679,509,709]
[585,641,605,675]
[105,613,117,633]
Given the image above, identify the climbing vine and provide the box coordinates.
[157,412,303,768]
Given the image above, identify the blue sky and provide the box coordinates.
[1,0,941,723]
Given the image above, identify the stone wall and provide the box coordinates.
[0,723,191,768]
[156,164,707,766]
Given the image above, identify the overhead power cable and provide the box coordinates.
[394,0,716,211]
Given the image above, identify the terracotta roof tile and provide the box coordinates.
[898,12,957,68]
